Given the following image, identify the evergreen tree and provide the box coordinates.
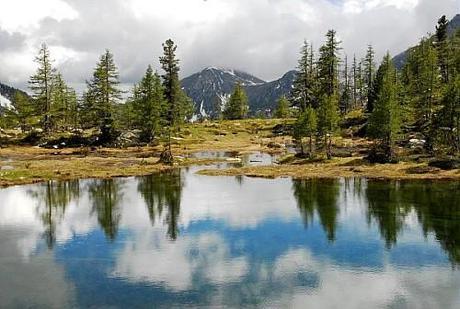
[368,53,401,160]
[50,72,78,130]
[86,49,122,142]
[339,55,351,114]
[274,96,290,118]
[364,45,376,112]
[403,37,441,136]
[223,83,249,120]
[291,41,317,111]
[316,30,341,158]
[318,94,339,159]
[436,76,460,154]
[435,15,449,83]
[29,43,56,132]
[351,54,359,109]
[159,39,193,163]
[131,65,165,142]
[160,39,182,128]
[294,106,317,157]
[8,91,35,132]
[317,30,341,97]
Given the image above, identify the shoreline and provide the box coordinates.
[1,147,459,188]
[1,120,460,188]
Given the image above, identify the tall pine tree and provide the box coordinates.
[368,53,401,161]
[86,49,122,142]
[29,43,55,132]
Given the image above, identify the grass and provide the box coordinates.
[1,118,459,187]
[197,155,460,180]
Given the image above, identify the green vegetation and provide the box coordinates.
[223,83,249,120]
[1,15,460,186]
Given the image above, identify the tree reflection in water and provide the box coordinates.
[28,180,80,248]
[292,178,340,242]
[365,180,460,265]
[88,179,124,241]
[137,170,183,240]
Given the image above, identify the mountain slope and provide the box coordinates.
[393,14,460,69]
[181,67,295,117]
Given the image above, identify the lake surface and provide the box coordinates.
[1,160,460,308]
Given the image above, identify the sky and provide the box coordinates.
[0,0,458,91]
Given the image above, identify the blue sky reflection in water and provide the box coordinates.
[0,168,459,308]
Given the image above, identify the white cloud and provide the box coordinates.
[0,0,457,89]
[0,0,78,33]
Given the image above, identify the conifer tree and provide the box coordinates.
[223,83,249,120]
[339,55,351,114]
[436,76,460,154]
[8,91,35,132]
[159,39,193,163]
[29,43,56,132]
[291,41,317,111]
[351,54,359,109]
[131,65,165,142]
[316,30,341,158]
[294,106,317,157]
[318,94,339,159]
[86,49,122,142]
[160,39,182,128]
[435,15,449,83]
[403,37,441,130]
[51,72,78,130]
[364,45,376,112]
[274,96,290,118]
[317,30,341,97]
[368,53,401,161]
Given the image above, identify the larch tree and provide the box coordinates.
[363,45,376,112]
[159,39,193,163]
[51,72,78,131]
[435,15,449,84]
[339,55,351,114]
[294,106,317,158]
[131,65,165,142]
[291,41,317,111]
[29,43,56,132]
[274,96,290,118]
[86,49,122,142]
[367,53,401,161]
[317,30,341,159]
[223,83,249,120]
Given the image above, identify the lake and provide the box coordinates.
[0,161,459,308]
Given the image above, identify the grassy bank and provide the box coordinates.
[1,119,459,187]
[197,156,460,180]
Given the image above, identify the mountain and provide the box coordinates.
[246,70,296,112]
[181,67,295,117]
[393,14,460,69]
[0,82,29,117]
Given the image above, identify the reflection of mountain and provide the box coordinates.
[28,180,80,248]
[88,179,124,241]
[137,170,183,240]
[292,179,340,241]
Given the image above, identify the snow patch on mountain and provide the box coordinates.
[0,94,11,108]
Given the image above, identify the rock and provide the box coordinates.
[428,157,460,170]
[267,142,284,149]
[114,131,140,148]
[406,166,440,174]
[365,144,397,163]
[408,138,426,149]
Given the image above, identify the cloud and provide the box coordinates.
[0,0,457,90]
